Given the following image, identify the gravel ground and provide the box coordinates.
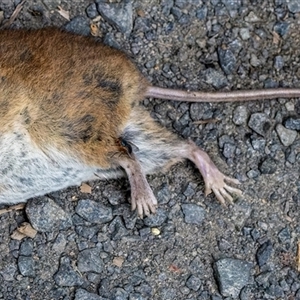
[0,0,299,299]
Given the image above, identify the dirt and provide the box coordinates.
[0,1,299,299]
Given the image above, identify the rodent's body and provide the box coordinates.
[4,28,290,216]
[0,28,188,213]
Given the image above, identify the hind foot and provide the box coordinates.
[118,155,157,218]
[182,141,242,205]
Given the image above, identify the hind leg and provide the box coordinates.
[122,106,242,208]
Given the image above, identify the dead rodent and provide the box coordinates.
[0,28,299,217]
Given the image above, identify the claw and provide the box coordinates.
[224,176,241,185]
[224,184,242,196]
[212,187,227,206]
[220,187,233,204]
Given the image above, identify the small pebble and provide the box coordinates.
[214,258,252,298]
[248,113,272,137]
[97,0,133,36]
[284,117,300,130]
[143,209,168,227]
[256,240,273,267]
[218,47,237,74]
[54,256,85,287]
[186,274,201,291]
[77,248,104,273]
[287,0,300,13]
[75,289,103,300]
[26,197,72,232]
[182,204,206,225]
[18,256,35,277]
[151,228,160,236]
[259,158,277,174]
[75,199,113,224]
[276,124,297,146]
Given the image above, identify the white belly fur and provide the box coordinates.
[0,125,120,204]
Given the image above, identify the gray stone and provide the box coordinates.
[129,294,146,300]
[161,0,174,16]
[186,274,201,291]
[171,7,182,19]
[250,54,260,67]
[143,209,168,227]
[75,199,113,224]
[244,11,260,22]
[54,256,84,287]
[247,169,260,179]
[20,239,33,256]
[75,289,104,300]
[214,258,252,298]
[223,142,236,158]
[183,183,196,198]
[218,134,235,148]
[64,16,91,36]
[109,216,129,240]
[18,256,35,277]
[182,204,206,225]
[97,0,133,36]
[202,68,228,89]
[103,185,124,206]
[77,248,104,273]
[189,256,204,274]
[218,47,237,74]
[255,271,272,287]
[274,21,290,37]
[174,0,186,9]
[256,240,273,267]
[26,197,72,232]
[196,6,208,20]
[190,103,213,121]
[259,157,277,174]
[284,117,300,130]
[278,227,291,244]
[239,28,250,40]
[52,233,67,254]
[248,113,272,137]
[75,224,100,239]
[134,283,152,297]
[274,55,284,70]
[251,137,266,151]
[0,263,17,281]
[287,0,300,13]
[276,124,297,146]
[86,3,99,19]
[111,287,128,300]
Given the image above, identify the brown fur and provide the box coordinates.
[0,28,147,168]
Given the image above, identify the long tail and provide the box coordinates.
[145,86,300,102]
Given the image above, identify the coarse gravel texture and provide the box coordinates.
[0,0,299,299]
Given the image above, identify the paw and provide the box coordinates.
[204,170,242,205]
[130,185,158,218]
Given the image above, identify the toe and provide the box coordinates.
[224,176,240,185]
[220,188,233,204]
[224,185,243,196]
[212,187,226,206]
